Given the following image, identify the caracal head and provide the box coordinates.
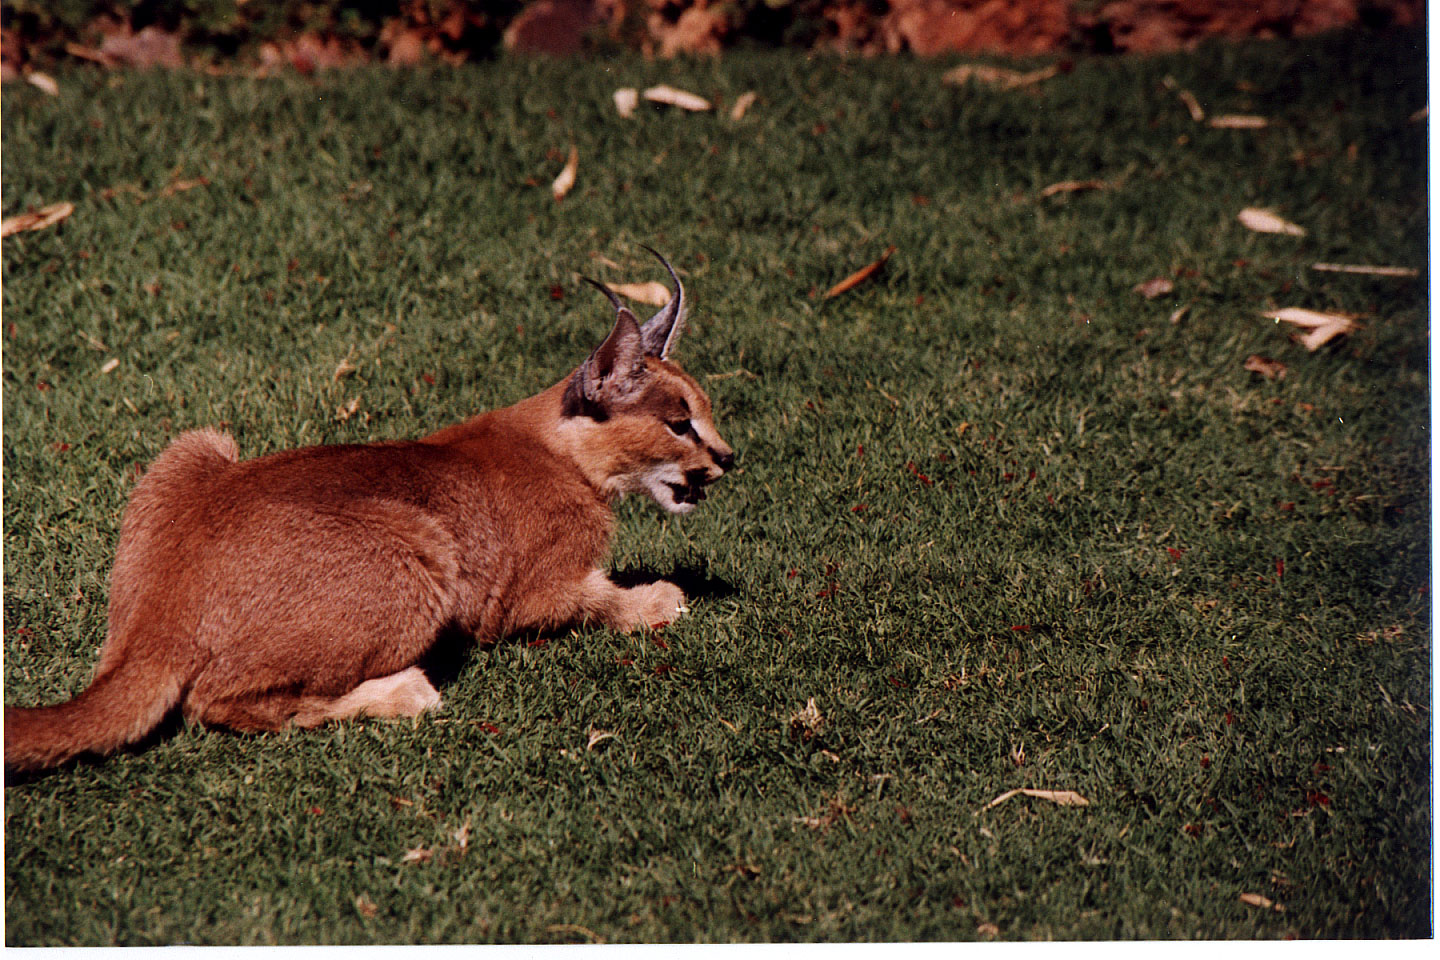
[559,249,735,515]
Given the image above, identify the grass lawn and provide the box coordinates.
[2,27,1430,943]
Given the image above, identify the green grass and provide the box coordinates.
[2,27,1430,943]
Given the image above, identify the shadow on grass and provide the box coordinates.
[610,562,739,602]
[421,562,736,678]
[418,562,736,686]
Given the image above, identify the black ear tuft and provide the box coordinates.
[638,247,686,359]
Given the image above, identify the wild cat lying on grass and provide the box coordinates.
[5,249,734,773]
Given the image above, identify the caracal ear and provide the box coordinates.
[570,307,648,414]
[637,246,686,360]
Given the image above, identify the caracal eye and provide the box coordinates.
[665,418,692,438]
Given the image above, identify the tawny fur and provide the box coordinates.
[4,266,732,772]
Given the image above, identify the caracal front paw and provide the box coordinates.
[626,580,688,631]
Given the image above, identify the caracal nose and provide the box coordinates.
[710,446,735,476]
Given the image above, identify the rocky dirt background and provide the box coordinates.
[1,1,1426,78]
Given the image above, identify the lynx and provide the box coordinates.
[4,250,733,772]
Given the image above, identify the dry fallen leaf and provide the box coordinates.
[1209,114,1269,129]
[336,397,361,422]
[551,145,578,201]
[333,349,358,381]
[613,87,638,118]
[1266,307,1360,351]
[1169,304,1191,325]
[402,847,434,864]
[1294,323,1356,352]
[354,894,378,918]
[1238,207,1305,236]
[730,91,758,121]
[976,922,1000,936]
[793,794,855,831]
[608,281,670,306]
[586,730,616,751]
[1178,89,1205,122]
[1039,179,1108,198]
[788,697,824,741]
[26,72,59,96]
[1311,262,1419,278]
[982,788,1090,811]
[824,246,896,299]
[159,177,210,197]
[1244,354,1287,380]
[942,63,1058,90]
[643,84,711,112]
[1161,76,1204,121]
[1239,892,1284,912]
[1134,276,1175,299]
[99,358,120,375]
[1266,308,1353,329]
[1,201,75,238]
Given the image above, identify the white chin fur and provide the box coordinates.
[633,465,695,515]
[657,495,696,516]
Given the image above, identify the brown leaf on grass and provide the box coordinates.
[1,202,74,238]
[824,246,896,299]
[982,788,1090,811]
[730,91,758,121]
[1209,114,1269,129]
[551,145,578,201]
[1311,262,1419,278]
[1239,892,1285,912]
[1169,304,1191,325]
[642,84,711,112]
[1243,354,1287,380]
[1238,207,1305,236]
[1039,179,1108,198]
[1133,276,1175,299]
[942,63,1059,90]
[354,894,379,918]
[1265,307,1360,351]
[608,281,670,306]
[99,358,120,375]
[336,397,361,422]
[613,87,638,118]
[586,730,616,751]
[976,922,1000,937]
